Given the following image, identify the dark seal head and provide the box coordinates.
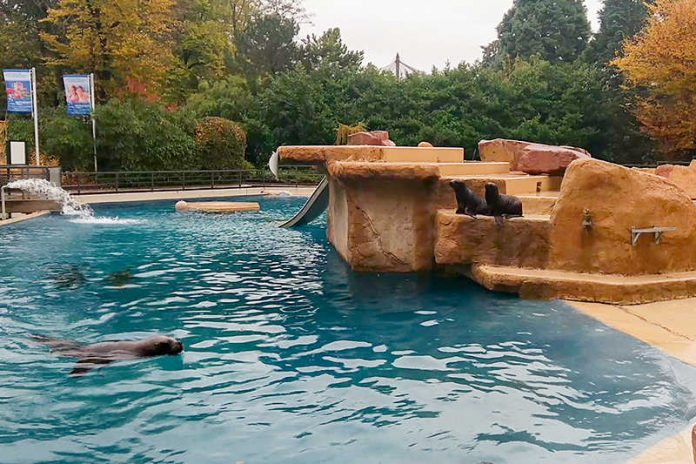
[137,336,184,357]
[484,182,501,207]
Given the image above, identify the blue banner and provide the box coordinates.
[63,74,92,116]
[3,69,33,114]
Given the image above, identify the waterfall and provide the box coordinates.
[6,178,142,225]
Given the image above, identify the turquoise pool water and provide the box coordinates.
[1,197,695,463]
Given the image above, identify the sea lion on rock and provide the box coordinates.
[484,183,523,225]
[33,335,183,376]
[449,180,489,217]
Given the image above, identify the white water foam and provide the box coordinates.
[6,178,143,225]
[69,217,144,225]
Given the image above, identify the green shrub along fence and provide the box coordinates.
[62,166,323,194]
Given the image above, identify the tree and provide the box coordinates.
[584,0,650,64]
[493,0,591,64]
[184,75,253,122]
[233,10,300,79]
[40,0,178,100]
[300,28,364,72]
[614,0,696,156]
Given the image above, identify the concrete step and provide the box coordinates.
[469,264,696,305]
[437,162,510,176]
[443,174,563,196]
[381,147,464,163]
[518,192,560,215]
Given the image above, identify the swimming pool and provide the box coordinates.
[0,197,694,463]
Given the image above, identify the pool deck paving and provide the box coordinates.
[629,426,693,464]
[570,299,696,463]
[79,186,315,204]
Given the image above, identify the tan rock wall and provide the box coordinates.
[327,177,350,262]
[435,212,551,269]
[327,175,438,272]
[655,161,696,199]
[549,159,696,275]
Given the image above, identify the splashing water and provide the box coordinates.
[5,178,142,225]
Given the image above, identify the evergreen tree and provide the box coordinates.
[585,0,650,64]
[493,0,591,64]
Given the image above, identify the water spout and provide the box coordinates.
[5,178,142,225]
[6,178,94,219]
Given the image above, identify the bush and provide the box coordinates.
[95,98,197,171]
[6,109,93,169]
[194,117,251,170]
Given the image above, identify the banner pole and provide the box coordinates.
[31,67,40,166]
[90,73,97,172]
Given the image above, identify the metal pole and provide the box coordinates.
[1,186,7,220]
[31,68,40,166]
[90,73,98,172]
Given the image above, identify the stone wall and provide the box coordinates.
[326,161,440,272]
[435,212,551,269]
[549,159,696,275]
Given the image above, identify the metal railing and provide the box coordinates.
[62,165,323,194]
[0,165,50,187]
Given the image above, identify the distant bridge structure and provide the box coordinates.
[381,53,422,80]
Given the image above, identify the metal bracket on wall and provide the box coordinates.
[631,227,678,246]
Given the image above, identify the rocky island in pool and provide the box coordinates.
[279,138,696,305]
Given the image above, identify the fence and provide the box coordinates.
[62,165,323,194]
[0,165,50,187]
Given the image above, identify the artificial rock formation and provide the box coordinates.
[549,159,696,275]
[479,139,591,175]
[435,213,551,269]
[327,161,439,272]
[656,161,696,199]
[347,131,396,147]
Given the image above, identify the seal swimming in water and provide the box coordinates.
[449,180,489,217]
[33,335,184,376]
[484,183,523,225]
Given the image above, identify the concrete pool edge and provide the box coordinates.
[629,426,693,464]
[78,186,315,205]
[568,298,696,463]
[0,210,51,227]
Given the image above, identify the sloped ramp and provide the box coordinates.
[280,177,329,228]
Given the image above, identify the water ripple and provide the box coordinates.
[0,198,695,463]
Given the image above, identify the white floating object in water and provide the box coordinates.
[175,201,260,214]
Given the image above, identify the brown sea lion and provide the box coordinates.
[449,180,490,217]
[33,335,184,376]
[484,183,523,225]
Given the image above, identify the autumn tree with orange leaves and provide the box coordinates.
[614,0,696,156]
[40,0,178,101]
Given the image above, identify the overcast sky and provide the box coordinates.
[301,0,603,71]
